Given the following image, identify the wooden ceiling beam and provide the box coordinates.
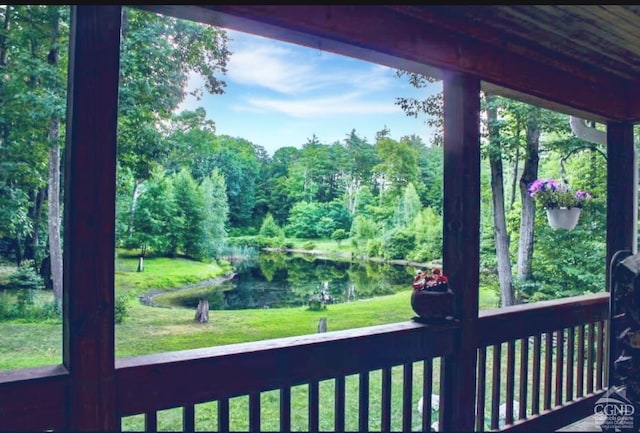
[135,5,630,122]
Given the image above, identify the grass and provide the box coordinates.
[115,252,233,298]
[0,251,501,369]
[0,249,504,431]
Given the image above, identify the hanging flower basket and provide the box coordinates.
[545,207,581,230]
[527,178,592,230]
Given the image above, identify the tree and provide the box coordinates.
[393,182,421,228]
[45,6,65,308]
[485,94,515,306]
[258,212,284,239]
[409,207,442,262]
[129,170,177,257]
[373,132,420,200]
[395,71,443,146]
[117,8,229,182]
[0,6,68,308]
[199,169,229,259]
[171,168,205,258]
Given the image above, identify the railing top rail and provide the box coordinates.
[477,292,609,346]
[116,319,458,369]
[115,320,458,415]
[0,364,68,385]
[479,292,609,319]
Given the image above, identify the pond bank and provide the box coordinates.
[262,247,439,269]
[138,248,440,309]
[140,272,237,307]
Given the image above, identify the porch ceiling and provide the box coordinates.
[137,5,640,123]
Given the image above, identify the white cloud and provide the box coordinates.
[236,92,404,118]
[226,29,396,95]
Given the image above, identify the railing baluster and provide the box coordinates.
[476,347,486,432]
[587,322,595,393]
[506,340,515,425]
[381,367,392,433]
[490,344,501,430]
[402,363,413,433]
[422,359,433,433]
[566,327,575,401]
[532,334,541,415]
[218,399,229,433]
[359,372,370,433]
[309,381,319,433]
[577,325,585,397]
[555,329,564,406]
[182,404,195,433]
[518,337,529,420]
[335,377,345,433]
[280,387,291,433]
[144,411,157,432]
[249,393,260,433]
[597,320,605,390]
[544,332,553,410]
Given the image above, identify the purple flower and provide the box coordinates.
[528,178,566,197]
[574,190,593,200]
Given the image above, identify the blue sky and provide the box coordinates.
[178,29,441,156]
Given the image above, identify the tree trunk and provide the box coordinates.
[0,6,9,150]
[509,126,521,212]
[47,9,62,308]
[487,95,515,306]
[517,113,541,284]
[13,237,23,266]
[0,5,10,68]
[317,317,328,333]
[27,187,45,267]
[194,299,209,323]
[128,179,142,237]
[48,122,62,307]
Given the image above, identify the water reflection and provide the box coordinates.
[153,252,416,310]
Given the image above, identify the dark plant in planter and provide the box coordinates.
[411,268,454,321]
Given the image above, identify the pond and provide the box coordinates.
[151,252,419,310]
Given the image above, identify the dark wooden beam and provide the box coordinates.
[63,5,122,430]
[135,5,627,122]
[0,366,69,431]
[606,121,637,286]
[440,72,481,432]
[623,85,640,122]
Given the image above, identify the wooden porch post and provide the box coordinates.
[63,6,122,431]
[606,121,637,279]
[439,72,481,432]
[606,122,637,389]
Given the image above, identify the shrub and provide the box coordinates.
[302,241,316,250]
[366,239,383,258]
[8,265,45,291]
[256,236,285,249]
[382,228,416,260]
[258,213,285,239]
[331,229,348,245]
[115,295,129,324]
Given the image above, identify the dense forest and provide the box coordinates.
[0,5,621,313]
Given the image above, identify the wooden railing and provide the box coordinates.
[0,293,609,432]
[115,321,456,432]
[475,292,609,431]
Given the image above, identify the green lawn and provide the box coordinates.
[0,252,514,431]
[0,253,500,369]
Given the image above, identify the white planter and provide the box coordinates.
[545,207,581,230]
